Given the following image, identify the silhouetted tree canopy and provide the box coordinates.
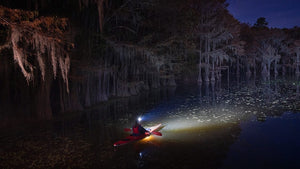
[254,17,268,28]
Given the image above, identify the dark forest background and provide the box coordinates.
[0,0,300,121]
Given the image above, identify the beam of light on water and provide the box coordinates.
[129,77,300,144]
[139,103,251,143]
[141,135,152,141]
[143,101,248,128]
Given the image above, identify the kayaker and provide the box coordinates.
[132,120,149,136]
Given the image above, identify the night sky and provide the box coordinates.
[227,0,300,28]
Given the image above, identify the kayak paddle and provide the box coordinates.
[151,131,162,136]
[124,128,162,136]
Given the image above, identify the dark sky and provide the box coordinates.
[226,0,300,28]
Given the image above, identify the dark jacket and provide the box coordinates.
[132,124,147,136]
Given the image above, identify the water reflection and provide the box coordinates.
[221,112,300,169]
[1,77,300,169]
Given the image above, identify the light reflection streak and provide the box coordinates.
[138,107,248,144]
[138,78,300,142]
[147,106,246,132]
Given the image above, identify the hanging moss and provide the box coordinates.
[0,5,72,92]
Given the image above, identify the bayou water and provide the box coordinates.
[1,76,300,169]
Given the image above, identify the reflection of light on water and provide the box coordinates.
[141,135,152,141]
[153,106,246,132]
[139,78,300,143]
[144,135,151,140]
[141,87,249,133]
[164,113,241,131]
[143,106,249,142]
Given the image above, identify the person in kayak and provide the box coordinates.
[131,120,150,136]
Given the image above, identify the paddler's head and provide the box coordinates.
[135,117,142,125]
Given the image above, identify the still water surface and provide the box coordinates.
[1,77,300,169]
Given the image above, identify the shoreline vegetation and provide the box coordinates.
[0,0,299,119]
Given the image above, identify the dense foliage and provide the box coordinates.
[0,0,299,118]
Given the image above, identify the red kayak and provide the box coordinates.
[113,124,162,147]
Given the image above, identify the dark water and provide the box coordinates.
[1,76,300,169]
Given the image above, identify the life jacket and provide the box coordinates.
[132,125,140,134]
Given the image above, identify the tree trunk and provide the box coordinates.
[267,61,271,77]
[205,56,210,82]
[253,57,256,77]
[246,56,251,77]
[36,78,52,119]
[262,63,268,77]
[211,57,215,82]
[236,55,240,77]
[198,39,202,84]
[274,59,278,77]
[296,51,300,76]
